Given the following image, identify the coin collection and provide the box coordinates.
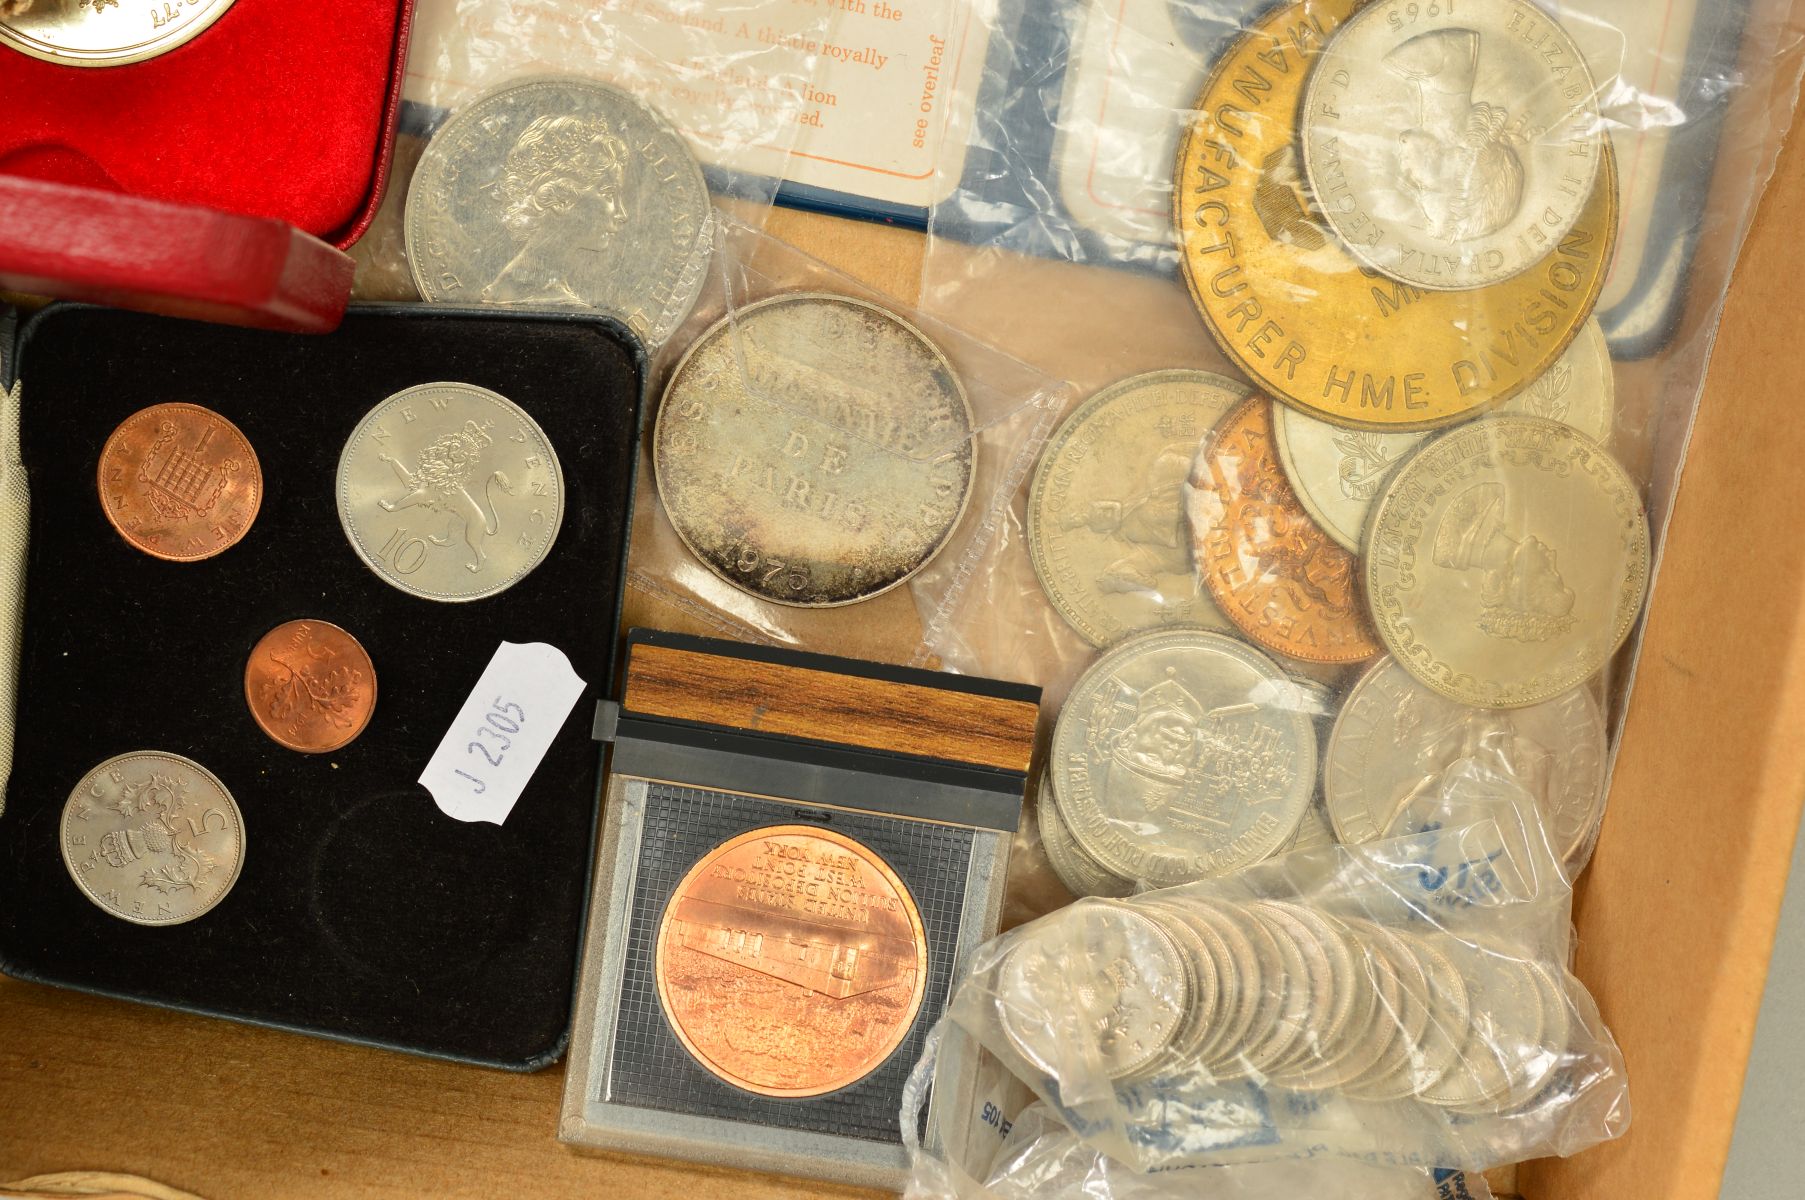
[996,897,1569,1114]
[1034,0,1647,900]
[63,384,566,923]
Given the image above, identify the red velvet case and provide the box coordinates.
[0,0,413,330]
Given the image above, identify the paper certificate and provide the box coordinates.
[406,0,988,209]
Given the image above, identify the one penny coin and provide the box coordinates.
[98,403,262,562]
[654,824,928,1097]
[1185,397,1380,665]
[244,620,378,754]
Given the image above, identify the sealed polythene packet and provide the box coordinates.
[908,0,1804,913]
[906,759,1628,1186]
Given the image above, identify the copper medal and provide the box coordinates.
[655,825,928,1097]
[98,403,262,561]
[244,620,378,754]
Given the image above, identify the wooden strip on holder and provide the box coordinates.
[623,643,1037,775]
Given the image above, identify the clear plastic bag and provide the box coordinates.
[909,1099,1494,1200]
[625,215,1076,662]
[354,0,845,349]
[905,759,1627,1189]
[909,0,1805,912]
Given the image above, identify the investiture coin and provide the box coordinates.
[244,620,379,755]
[1274,318,1614,552]
[654,825,928,1098]
[1326,656,1607,862]
[99,403,261,562]
[1028,370,1247,646]
[406,76,712,347]
[1301,0,1604,292]
[654,293,976,607]
[1174,0,1618,430]
[61,751,245,926]
[0,0,236,66]
[1051,628,1316,887]
[1186,397,1381,665]
[337,383,565,603]
[1365,416,1648,707]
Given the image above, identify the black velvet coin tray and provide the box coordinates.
[0,303,643,1068]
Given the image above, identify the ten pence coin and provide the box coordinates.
[337,382,565,603]
[654,825,927,1097]
[1300,0,1604,292]
[244,620,378,755]
[1274,318,1614,552]
[0,0,237,66]
[406,76,713,347]
[654,293,976,607]
[1185,396,1381,665]
[1365,416,1648,707]
[98,403,261,562]
[1027,370,1247,646]
[61,751,245,926]
[1174,0,1618,430]
[1051,628,1316,887]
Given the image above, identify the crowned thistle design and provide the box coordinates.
[79,772,221,895]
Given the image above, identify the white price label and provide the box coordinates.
[419,641,587,826]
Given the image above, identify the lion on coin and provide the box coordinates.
[377,419,516,573]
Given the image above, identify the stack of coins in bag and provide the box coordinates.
[1028,0,1646,896]
[997,898,1569,1113]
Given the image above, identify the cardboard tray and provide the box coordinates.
[0,118,1802,1200]
[0,301,645,1070]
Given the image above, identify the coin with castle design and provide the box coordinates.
[1366,416,1649,707]
[244,620,378,754]
[1186,397,1381,665]
[1174,0,1617,430]
[406,76,712,347]
[1035,776,1134,899]
[1326,656,1607,862]
[1275,319,1614,552]
[61,751,245,926]
[1028,370,1246,646]
[654,825,927,1098]
[1051,628,1315,887]
[654,294,975,607]
[0,0,237,67]
[98,403,261,562]
[337,383,565,603]
[1300,0,1603,292]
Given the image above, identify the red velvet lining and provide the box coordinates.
[1,0,405,240]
